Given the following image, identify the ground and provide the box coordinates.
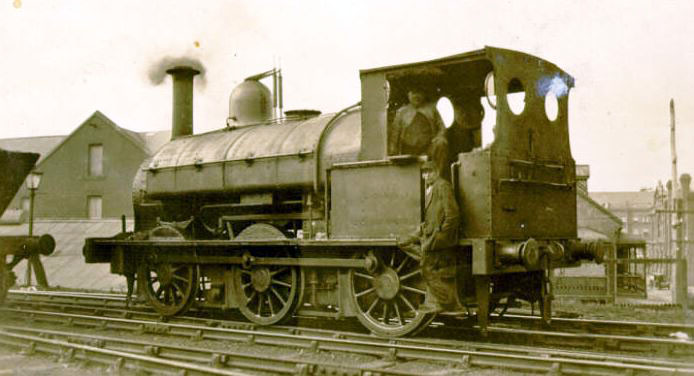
[553,286,694,325]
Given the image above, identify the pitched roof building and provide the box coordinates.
[0,111,169,291]
[1,111,169,220]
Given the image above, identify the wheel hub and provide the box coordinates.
[373,267,400,300]
[250,268,271,292]
[156,264,173,286]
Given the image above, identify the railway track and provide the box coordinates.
[8,290,694,357]
[11,290,694,336]
[2,291,694,375]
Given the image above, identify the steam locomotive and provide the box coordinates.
[84,47,603,337]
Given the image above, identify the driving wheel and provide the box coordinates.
[350,249,436,337]
[137,261,199,316]
[233,258,302,325]
[232,224,303,325]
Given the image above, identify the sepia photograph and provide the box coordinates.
[1,1,693,374]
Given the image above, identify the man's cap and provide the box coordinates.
[421,161,436,171]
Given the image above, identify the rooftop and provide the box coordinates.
[589,191,654,210]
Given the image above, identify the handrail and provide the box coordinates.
[313,102,361,193]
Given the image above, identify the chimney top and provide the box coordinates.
[166,66,200,76]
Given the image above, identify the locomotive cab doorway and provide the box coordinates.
[384,60,494,171]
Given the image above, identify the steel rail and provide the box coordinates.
[5,298,691,370]
[11,290,694,337]
[494,312,694,338]
[0,325,420,376]
[7,290,694,358]
[0,329,252,376]
[1,307,693,375]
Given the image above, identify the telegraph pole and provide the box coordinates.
[670,99,688,309]
[671,99,678,197]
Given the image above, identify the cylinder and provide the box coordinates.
[0,234,55,257]
[496,238,540,268]
[567,240,607,263]
[166,66,200,140]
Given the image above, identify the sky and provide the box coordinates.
[1,0,693,192]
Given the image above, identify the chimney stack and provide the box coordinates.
[166,66,200,140]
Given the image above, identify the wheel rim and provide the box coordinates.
[138,262,198,316]
[234,260,301,325]
[0,259,7,305]
[350,249,436,337]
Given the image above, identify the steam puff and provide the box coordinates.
[148,56,207,87]
[537,74,570,98]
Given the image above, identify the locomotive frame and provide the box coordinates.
[84,47,603,337]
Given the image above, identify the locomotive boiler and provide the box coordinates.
[84,47,603,337]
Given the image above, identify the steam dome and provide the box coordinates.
[229,80,272,125]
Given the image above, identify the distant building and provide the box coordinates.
[590,190,654,240]
[575,165,623,241]
[0,111,169,291]
[0,111,169,220]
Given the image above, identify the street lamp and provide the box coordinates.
[24,171,42,286]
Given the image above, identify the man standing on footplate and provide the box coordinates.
[399,160,464,314]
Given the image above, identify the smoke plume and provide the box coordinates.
[148,56,207,87]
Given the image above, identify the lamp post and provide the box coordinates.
[24,171,42,286]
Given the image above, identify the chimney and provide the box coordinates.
[166,66,200,140]
[575,164,590,194]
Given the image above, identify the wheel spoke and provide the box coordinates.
[241,282,252,290]
[401,285,426,295]
[172,287,181,305]
[171,281,184,295]
[270,267,288,277]
[267,294,275,316]
[355,287,375,298]
[389,252,396,267]
[246,290,257,305]
[271,278,292,288]
[393,301,404,324]
[172,274,189,283]
[395,257,408,273]
[241,270,252,276]
[257,293,263,316]
[164,287,171,304]
[354,272,373,280]
[270,287,287,306]
[366,297,380,315]
[400,269,421,282]
[382,302,390,323]
[398,294,416,313]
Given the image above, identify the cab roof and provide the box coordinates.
[360,46,574,88]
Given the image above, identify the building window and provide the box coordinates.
[87,196,102,219]
[21,197,30,212]
[88,144,103,176]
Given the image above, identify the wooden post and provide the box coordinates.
[669,99,678,291]
[670,99,678,199]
